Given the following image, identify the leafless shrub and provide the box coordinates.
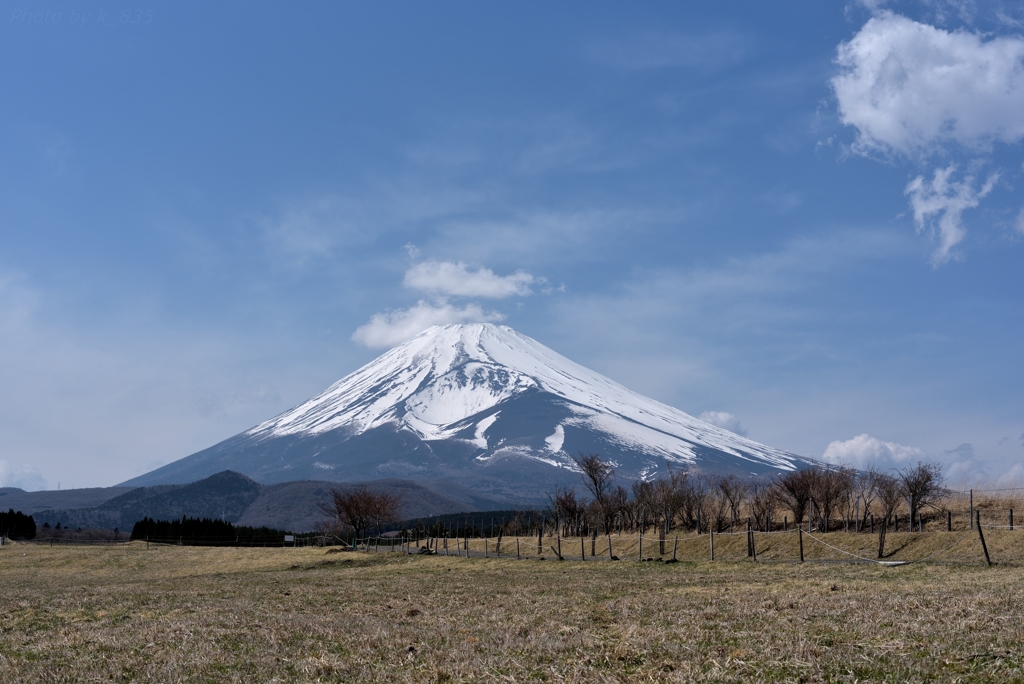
[318,486,402,539]
[808,467,855,532]
[547,485,584,536]
[853,467,882,528]
[718,475,748,528]
[748,480,774,530]
[899,461,944,523]
[773,469,815,526]
[631,479,656,531]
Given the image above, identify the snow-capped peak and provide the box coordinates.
[247,323,801,473]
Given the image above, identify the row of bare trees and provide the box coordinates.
[550,454,945,542]
[314,455,945,558]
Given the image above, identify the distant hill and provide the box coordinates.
[32,471,507,532]
[0,486,136,515]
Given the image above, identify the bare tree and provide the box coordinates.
[673,473,706,531]
[574,453,615,529]
[319,486,403,540]
[631,479,656,532]
[547,485,584,536]
[899,461,943,525]
[808,467,855,532]
[704,476,732,532]
[875,473,903,558]
[607,485,631,532]
[853,467,882,529]
[773,469,815,527]
[718,475,748,527]
[748,480,774,530]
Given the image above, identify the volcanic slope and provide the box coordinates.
[122,324,818,503]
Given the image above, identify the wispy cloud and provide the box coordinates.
[352,258,547,348]
[698,411,748,437]
[259,195,370,266]
[584,29,747,72]
[905,164,999,263]
[351,300,504,349]
[404,260,536,298]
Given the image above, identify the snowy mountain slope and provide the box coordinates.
[121,324,818,502]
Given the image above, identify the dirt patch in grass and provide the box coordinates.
[2,541,1023,682]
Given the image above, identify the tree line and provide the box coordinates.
[314,456,945,560]
[130,516,291,545]
[552,454,944,557]
[1,509,36,539]
[563,454,944,532]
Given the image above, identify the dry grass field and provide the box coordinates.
[3,536,1024,682]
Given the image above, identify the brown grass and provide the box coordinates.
[2,539,1024,682]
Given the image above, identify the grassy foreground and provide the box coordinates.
[2,541,1023,682]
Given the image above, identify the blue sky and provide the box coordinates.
[2,0,1023,490]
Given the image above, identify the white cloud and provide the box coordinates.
[1015,207,1024,234]
[404,261,535,298]
[942,442,982,482]
[821,433,925,468]
[0,459,47,491]
[351,300,504,349]
[905,164,998,263]
[698,411,748,437]
[833,12,1024,156]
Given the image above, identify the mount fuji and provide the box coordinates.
[122,324,818,503]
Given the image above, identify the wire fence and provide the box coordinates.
[10,505,1024,566]
[347,521,1011,566]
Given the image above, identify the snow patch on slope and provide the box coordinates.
[545,423,565,453]
[472,413,499,449]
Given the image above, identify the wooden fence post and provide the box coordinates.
[581,536,585,561]
[977,510,991,566]
[638,530,643,561]
[947,510,952,532]
[538,524,543,555]
[746,521,753,558]
[672,536,678,562]
[798,527,804,563]
[1011,509,1014,531]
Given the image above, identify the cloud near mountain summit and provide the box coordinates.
[353,260,539,348]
